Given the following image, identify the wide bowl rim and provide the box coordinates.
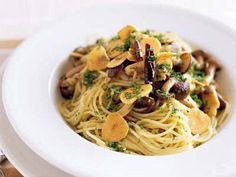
[2,2,236,177]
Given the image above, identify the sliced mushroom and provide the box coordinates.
[133,96,156,113]
[180,95,199,108]
[201,85,220,118]
[87,46,110,71]
[118,25,136,41]
[65,64,84,78]
[59,77,75,99]
[161,78,190,100]
[162,78,176,92]
[192,50,221,85]
[169,81,190,100]
[107,51,133,68]
[186,108,211,134]
[120,84,153,104]
[140,37,161,55]
[125,61,144,76]
[204,62,218,85]
[106,39,124,58]
[101,112,129,142]
[156,52,174,81]
[174,52,192,73]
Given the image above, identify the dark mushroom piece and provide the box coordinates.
[70,45,97,66]
[59,77,75,99]
[191,50,206,70]
[161,78,190,100]
[174,52,192,73]
[133,96,156,113]
[192,50,221,84]
[108,64,124,78]
[170,81,190,100]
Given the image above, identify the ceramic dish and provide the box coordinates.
[2,3,236,177]
[0,55,72,177]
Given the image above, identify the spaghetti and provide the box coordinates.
[59,25,229,155]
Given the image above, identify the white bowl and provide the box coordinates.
[2,3,236,177]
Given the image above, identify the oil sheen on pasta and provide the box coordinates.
[59,25,229,155]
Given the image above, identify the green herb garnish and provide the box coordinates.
[114,34,135,52]
[156,89,172,99]
[106,103,120,112]
[191,93,203,106]
[142,29,151,35]
[124,35,134,51]
[154,33,165,42]
[124,92,133,99]
[170,107,178,116]
[114,45,125,52]
[108,142,125,152]
[131,82,141,98]
[171,71,187,82]
[83,71,99,87]
[189,65,206,82]
[147,55,156,61]
[159,63,172,72]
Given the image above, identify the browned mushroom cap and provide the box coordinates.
[59,77,75,99]
[161,78,190,100]
[133,96,156,113]
[192,50,222,84]
[170,81,190,100]
[192,50,221,71]
[191,50,205,69]
[174,52,192,73]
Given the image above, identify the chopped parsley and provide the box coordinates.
[106,103,120,112]
[124,35,134,51]
[139,124,144,129]
[159,63,172,72]
[156,89,172,99]
[83,71,99,87]
[131,82,141,98]
[114,34,135,52]
[142,29,151,35]
[105,85,123,101]
[124,82,142,100]
[128,121,135,128]
[170,107,178,116]
[131,82,141,90]
[191,93,203,106]
[189,64,205,82]
[108,142,125,152]
[147,55,156,61]
[154,33,165,42]
[171,71,187,82]
[114,45,125,52]
[124,92,133,99]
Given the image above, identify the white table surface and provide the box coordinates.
[0,0,236,39]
